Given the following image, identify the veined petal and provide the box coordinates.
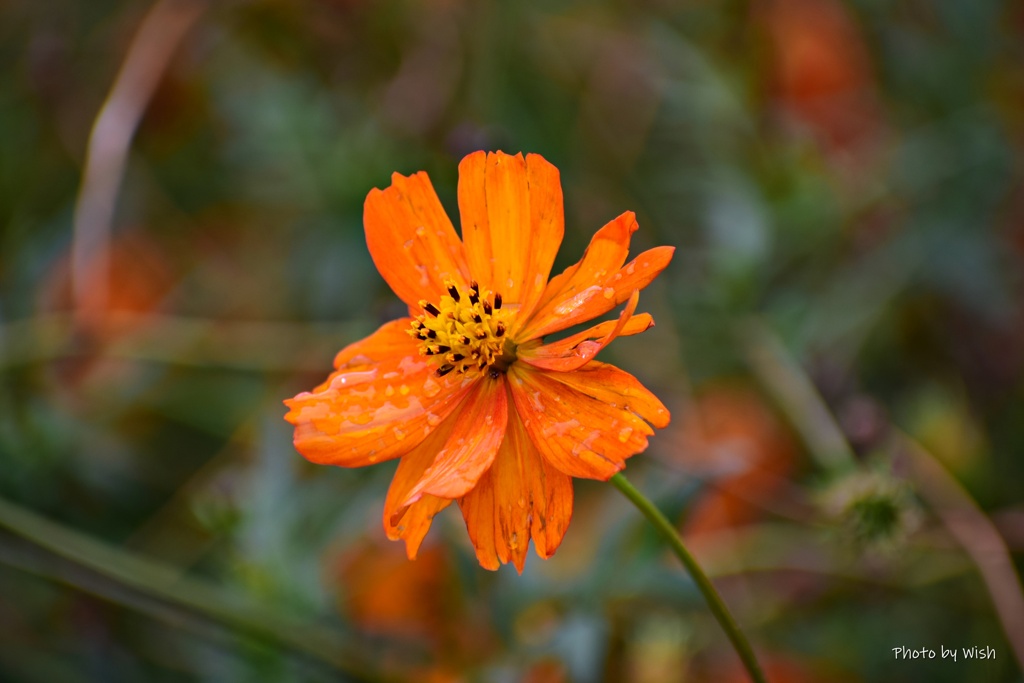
[365,171,470,310]
[284,320,474,467]
[458,151,564,324]
[383,415,461,559]
[544,361,671,429]
[458,409,573,572]
[519,210,674,340]
[520,289,644,372]
[401,377,508,505]
[508,363,660,480]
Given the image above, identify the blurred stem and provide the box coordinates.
[610,473,767,683]
[0,496,391,681]
[72,0,206,322]
[738,319,856,475]
[898,433,1024,673]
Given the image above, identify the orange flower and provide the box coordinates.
[284,151,673,571]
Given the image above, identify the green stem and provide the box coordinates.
[610,473,767,683]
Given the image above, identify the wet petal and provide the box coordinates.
[519,210,674,340]
[284,320,475,467]
[458,151,564,324]
[458,410,573,572]
[507,364,657,480]
[365,170,471,310]
[520,290,644,372]
[543,361,671,429]
[402,377,509,504]
[383,415,460,558]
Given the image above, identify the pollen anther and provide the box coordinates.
[411,279,516,377]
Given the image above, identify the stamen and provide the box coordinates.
[411,280,516,378]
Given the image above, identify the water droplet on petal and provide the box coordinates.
[403,239,414,250]
[553,285,602,315]
[427,413,441,427]
[385,385,395,397]
[626,263,636,275]
[350,412,373,426]
[618,427,633,442]
[421,377,441,398]
[395,428,406,441]
[329,369,378,390]
[415,226,426,237]
[602,287,615,299]
[399,384,410,396]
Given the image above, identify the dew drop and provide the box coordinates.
[509,532,519,549]
[427,413,441,427]
[394,428,406,441]
[618,427,634,443]
[553,285,602,315]
[403,239,414,250]
[415,226,426,237]
[329,369,378,389]
[421,377,441,398]
[602,287,615,299]
[385,385,395,397]
[399,384,410,396]
[626,262,636,275]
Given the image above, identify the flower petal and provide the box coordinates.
[284,320,474,467]
[383,416,459,558]
[508,364,658,480]
[519,211,674,340]
[457,409,573,572]
[365,170,471,310]
[402,376,509,504]
[458,151,564,324]
[520,289,644,372]
[543,361,671,429]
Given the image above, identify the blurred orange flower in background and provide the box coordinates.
[756,0,882,153]
[674,384,798,538]
[285,151,673,571]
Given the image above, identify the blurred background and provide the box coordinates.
[2,0,1023,681]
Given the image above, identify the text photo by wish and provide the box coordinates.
[893,646,997,661]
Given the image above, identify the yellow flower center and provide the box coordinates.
[410,280,516,378]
